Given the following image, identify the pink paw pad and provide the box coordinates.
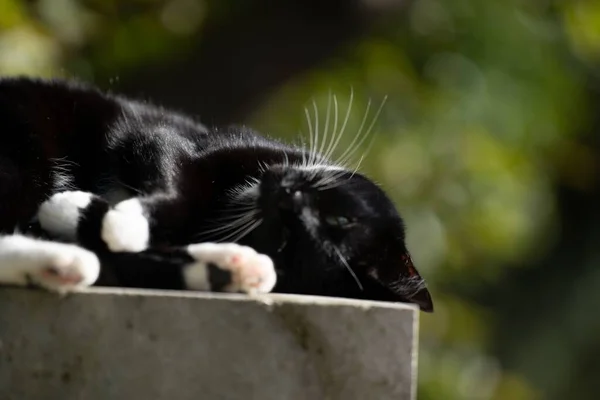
[40,267,84,285]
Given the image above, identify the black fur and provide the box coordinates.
[0,76,433,311]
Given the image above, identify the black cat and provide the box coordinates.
[0,77,433,312]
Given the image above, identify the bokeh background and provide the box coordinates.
[2,0,599,398]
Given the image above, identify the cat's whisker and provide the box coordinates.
[336,95,387,168]
[350,154,366,179]
[213,209,256,219]
[311,99,320,168]
[213,207,258,220]
[313,170,344,188]
[313,167,356,190]
[49,156,80,167]
[318,90,332,158]
[219,203,260,216]
[210,220,255,242]
[315,177,347,191]
[333,246,363,291]
[200,212,259,237]
[334,97,371,167]
[304,106,315,167]
[217,218,262,243]
[298,136,308,167]
[282,151,290,167]
[257,160,270,174]
[195,218,255,239]
[323,93,340,162]
[116,180,144,195]
[195,218,256,242]
[206,220,256,243]
[325,87,354,165]
[229,218,263,243]
[227,176,261,202]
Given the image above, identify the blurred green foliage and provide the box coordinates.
[2,0,600,398]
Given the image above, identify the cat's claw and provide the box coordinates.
[101,198,150,252]
[184,243,277,294]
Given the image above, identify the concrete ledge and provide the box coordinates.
[0,287,419,400]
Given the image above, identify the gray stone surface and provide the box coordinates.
[0,287,419,400]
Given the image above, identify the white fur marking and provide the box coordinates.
[185,243,276,294]
[182,259,210,291]
[0,235,100,292]
[38,191,94,240]
[300,207,320,237]
[101,198,150,252]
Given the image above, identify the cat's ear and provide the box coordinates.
[366,251,434,312]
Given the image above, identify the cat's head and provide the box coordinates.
[235,161,433,312]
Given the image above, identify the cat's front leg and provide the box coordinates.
[38,191,150,252]
[37,192,277,294]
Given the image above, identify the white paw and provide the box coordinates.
[38,191,94,239]
[184,243,276,294]
[101,198,150,252]
[28,245,100,293]
[0,235,99,293]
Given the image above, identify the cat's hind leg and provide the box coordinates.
[183,243,276,294]
[96,243,277,294]
[0,235,100,293]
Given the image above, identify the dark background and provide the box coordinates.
[2,0,600,398]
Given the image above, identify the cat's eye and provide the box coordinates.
[325,216,355,228]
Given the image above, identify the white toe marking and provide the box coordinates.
[182,257,210,291]
[0,235,100,293]
[101,198,150,252]
[38,191,94,240]
[185,243,277,294]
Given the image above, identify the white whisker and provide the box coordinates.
[335,97,371,166]
[200,211,259,236]
[319,90,332,158]
[323,93,340,161]
[326,87,354,164]
[304,106,315,167]
[333,246,363,291]
[311,99,320,167]
[219,218,263,243]
[337,96,387,167]
[199,216,256,242]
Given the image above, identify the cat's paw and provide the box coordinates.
[27,245,100,293]
[0,235,101,293]
[38,191,95,240]
[184,243,276,294]
[101,198,150,252]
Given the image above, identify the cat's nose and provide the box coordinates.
[279,188,303,211]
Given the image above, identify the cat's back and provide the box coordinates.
[0,77,122,136]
